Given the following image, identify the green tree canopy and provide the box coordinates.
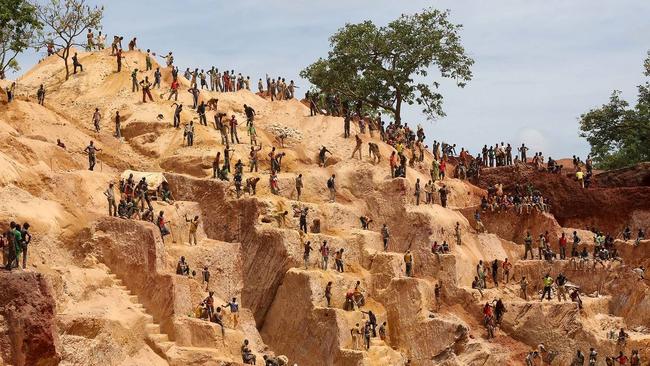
[300,8,474,124]
[579,51,650,169]
[0,0,41,79]
[35,0,103,80]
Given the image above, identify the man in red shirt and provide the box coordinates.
[559,233,568,260]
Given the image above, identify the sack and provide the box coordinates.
[327,179,333,189]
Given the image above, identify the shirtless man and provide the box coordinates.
[83,141,101,171]
[351,134,362,159]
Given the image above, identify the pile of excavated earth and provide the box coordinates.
[0,47,649,366]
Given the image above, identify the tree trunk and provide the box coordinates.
[395,90,402,125]
[64,58,70,80]
[63,48,70,80]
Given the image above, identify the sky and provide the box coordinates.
[12,0,650,158]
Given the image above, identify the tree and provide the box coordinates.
[579,51,650,169]
[35,0,102,80]
[0,0,41,79]
[300,8,473,124]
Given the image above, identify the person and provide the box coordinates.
[559,233,568,260]
[327,174,336,203]
[502,258,512,283]
[188,85,199,109]
[472,276,483,299]
[576,169,585,188]
[494,298,506,324]
[302,240,312,269]
[572,231,581,257]
[378,321,387,341]
[153,67,161,89]
[229,115,240,144]
[185,214,199,245]
[244,104,256,126]
[184,121,195,146]
[83,141,101,171]
[556,272,568,302]
[197,101,207,126]
[130,68,140,92]
[223,297,240,329]
[589,348,598,365]
[202,266,211,290]
[56,139,66,149]
[171,103,182,128]
[614,352,628,365]
[474,210,485,233]
[140,76,154,103]
[438,184,449,208]
[334,248,344,272]
[241,339,256,364]
[350,323,361,350]
[414,178,421,205]
[381,224,390,251]
[404,250,413,277]
[520,276,528,300]
[318,146,331,167]
[36,84,45,105]
[363,321,372,350]
[630,350,640,366]
[635,228,645,246]
[351,134,362,159]
[617,328,629,347]
[128,37,137,51]
[114,48,124,72]
[570,288,583,309]
[541,273,553,301]
[176,256,190,275]
[525,351,540,366]
[491,259,499,288]
[92,108,102,132]
[104,183,117,217]
[157,211,171,239]
[4,81,15,103]
[19,223,31,269]
[455,222,462,246]
[571,350,585,366]
[114,111,122,138]
[320,241,330,270]
[295,174,303,201]
[324,281,332,307]
[168,79,179,101]
[523,231,534,260]
[72,52,83,74]
[518,143,529,163]
[299,208,308,234]
[434,282,442,311]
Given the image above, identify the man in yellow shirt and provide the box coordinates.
[576,170,584,188]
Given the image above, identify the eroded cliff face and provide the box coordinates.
[0,272,60,366]
[477,164,650,232]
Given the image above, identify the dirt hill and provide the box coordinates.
[0,48,649,366]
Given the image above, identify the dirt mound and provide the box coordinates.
[595,162,650,188]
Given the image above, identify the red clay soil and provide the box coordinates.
[594,162,650,188]
[476,164,650,233]
[0,271,60,366]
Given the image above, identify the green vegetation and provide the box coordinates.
[300,8,473,124]
[579,51,650,169]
